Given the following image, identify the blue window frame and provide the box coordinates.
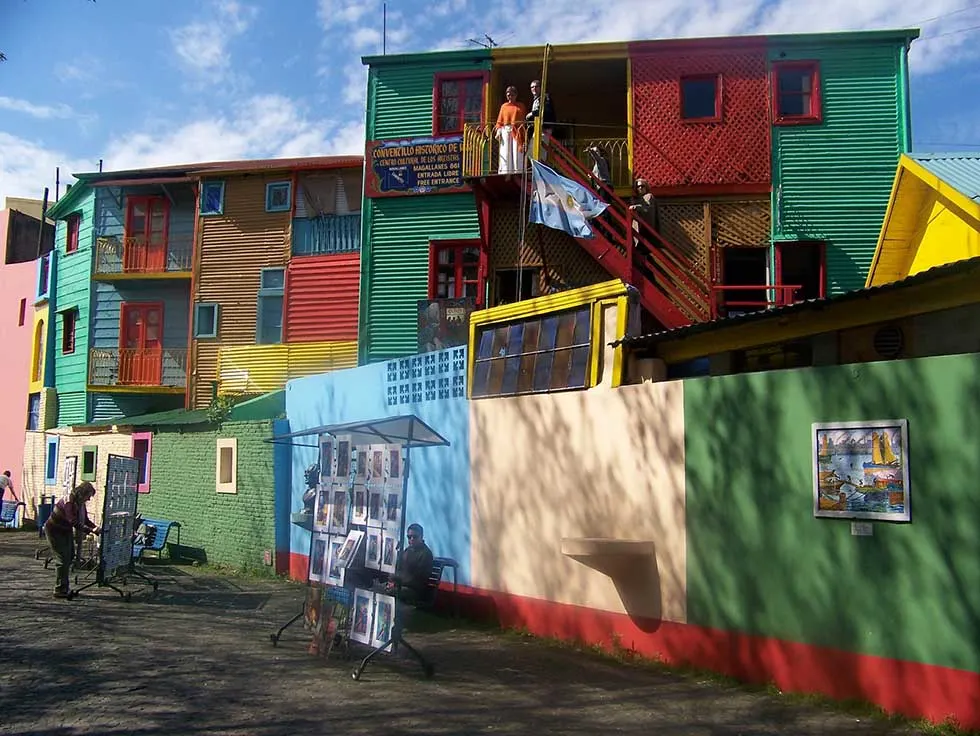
[44,435,60,486]
[256,268,285,344]
[200,181,225,216]
[265,181,291,213]
[194,303,219,338]
[36,252,53,301]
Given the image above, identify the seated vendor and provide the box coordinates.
[389,523,433,605]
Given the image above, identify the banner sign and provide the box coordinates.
[365,136,468,197]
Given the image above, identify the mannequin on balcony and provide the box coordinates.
[629,178,660,240]
[526,79,557,162]
[495,86,528,174]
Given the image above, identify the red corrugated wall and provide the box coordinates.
[284,253,360,343]
[630,42,771,189]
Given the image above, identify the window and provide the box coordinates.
[61,309,77,354]
[265,181,291,212]
[257,268,285,344]
[772,61,821,125]
[680,75,721,121]
[194,303,219,338]
[27,393,40,431]
[200,181,225,215]
[18,298,26,327]
[132,432,152,493]
[494,268,539,306]
[434,73,484,134]
[31,319,44,383]
[471,306,593,398]
[81,445,97,481]
[216,437,238,493]
[36,253,51,300]
[44,435,59,486]
[775,241,826,303]
[66,214,80,254]
[428,241,485,306]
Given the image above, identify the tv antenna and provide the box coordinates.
[467,33,502,49]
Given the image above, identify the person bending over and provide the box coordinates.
[44,482,100,598]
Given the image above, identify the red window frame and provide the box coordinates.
[62,310,77,354]
[771,61,822,126]
[774,241,826,304]
[66,214,80,254]
[679,74,723,123]
[427,239,487,307]
[432,72,487,135]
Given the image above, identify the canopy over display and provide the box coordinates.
[267,414,450,449]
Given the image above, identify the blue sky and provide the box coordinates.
[1,0,979,203]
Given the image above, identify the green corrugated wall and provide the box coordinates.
[361,195,480,363]
[770,42,909,295]
[360,50,491,364]
[53,188,96,424]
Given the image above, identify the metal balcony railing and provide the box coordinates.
[94,234,193,276]
[462,123,631,188]
[88,348,188,388]
[292,213,361,256]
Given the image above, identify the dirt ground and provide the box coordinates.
[0,531,925,736]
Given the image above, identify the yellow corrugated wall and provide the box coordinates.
[216,341,357,396]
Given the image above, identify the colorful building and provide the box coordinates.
[866,152,980,287]
[357,29,917,364]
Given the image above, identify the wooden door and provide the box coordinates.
[119,303,163,385]
[124,197,168,273]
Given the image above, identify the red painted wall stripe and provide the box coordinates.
[284,252,360,343]
[284,550,978,730]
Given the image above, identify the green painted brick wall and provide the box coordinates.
[137,420,277,571]
[684,352,980,674]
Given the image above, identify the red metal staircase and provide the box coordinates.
[542,138,711,330]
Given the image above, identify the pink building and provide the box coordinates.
[0,199,52,508]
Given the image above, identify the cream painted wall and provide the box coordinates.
[470,378,687,624]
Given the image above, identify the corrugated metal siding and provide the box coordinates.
[92,281,190,349]
[292,214,361,255]
[193,174,291,408]
[89,393,184,422]
[57,390,87,426]
[53,190,96,393]
[217,341,357,395]
[285,252,360,342]
[771,42,904,294]
[362,194,480,363]
[369,56,492,139]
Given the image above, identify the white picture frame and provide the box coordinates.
[319,435,335,482]
[371,593,396,652]
[336,529,365,569]
[350,588,374,645]
[367,444,385,487]
[325,534,346,586]
[312,484,332,533]
[367,490,384,527]
[354,447,368,482]
[308,533,329,584]
[383,489,402,534]
[328,486,349,536]
[364,527,382,570]
[62,456,78,494]
[351,485,368,526]
[385,444,403,486]
[380,532,397,575]
[334,435,352,484]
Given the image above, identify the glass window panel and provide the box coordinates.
[550,348,572,390]
[441,81,457,98]
[555,311,577,349]
[262,269,285,290]
[472,360,491,397]
[487,358,505,395]
[477,329,493,359]
[568,346,590,388]
[462,247,480,263]
[505,323,524,357]
[538,316,558,352]
[778,69,806,94]
[522,320,540,353]
[532,350,554,392]
[462,281,478,298]
[501,356,521,395]
[778,93,808,117]
[681,77,718,119]
[439,115,458,132]
[203,183,223,213]
[490,325,509,358]
[438,249,452,265]
[572,308,591,345]
[516,353,536,394]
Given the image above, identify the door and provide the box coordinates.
[119,303,163,385]
[124,197,168,273]
[716,247,769,317]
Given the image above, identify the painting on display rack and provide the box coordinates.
[365,527,382,570]
[812,419,911,522]
[351,588,375,645]
[371,592,396,652]
[325,535,346,586]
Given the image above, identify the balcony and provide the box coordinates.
[462,123,632,190]
[88,348,188,393]
[93,234,193,278]
[292,213,360,256]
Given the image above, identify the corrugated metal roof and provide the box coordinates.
[80,389,284,427]
[73,156,362,181]
[909,153,980,203]
[620,255,980,348]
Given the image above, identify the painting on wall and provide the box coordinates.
[371,593,396,652]
[812,419,911,522]
[351,588,375,645]
[365,527,382,570]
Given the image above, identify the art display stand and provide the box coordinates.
[70,455,155,601]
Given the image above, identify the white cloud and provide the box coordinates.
[351,27,382,51]
[0,96,74,120]
[170,0,257,80]
[0,133,88,205]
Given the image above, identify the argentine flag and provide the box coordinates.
[528,159,609,239]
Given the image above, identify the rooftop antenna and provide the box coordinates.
[383,3,386,55]
[466,33,510,49]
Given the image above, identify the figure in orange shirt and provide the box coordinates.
[495,86,527,174]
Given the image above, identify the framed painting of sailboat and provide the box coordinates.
[812,419,911,522]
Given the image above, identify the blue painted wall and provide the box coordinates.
[95,185,195,241]
[272,417,293,575]
[283,345,471,583]
[91,281,190,350]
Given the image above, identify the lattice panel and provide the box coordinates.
[385,346,467,406]
[657,203,708,279]
[712,199,771,248]
[491,207,610,291]
[631,50,771,188]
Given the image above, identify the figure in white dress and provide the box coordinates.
[494,86,527,174]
